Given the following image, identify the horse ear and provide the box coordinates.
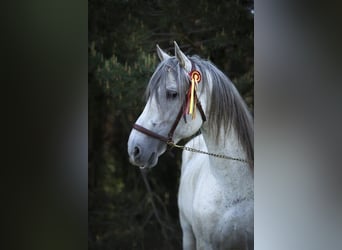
[174,41,192,72]
[156,44,171,61]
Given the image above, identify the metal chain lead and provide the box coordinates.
[167,142,248,163]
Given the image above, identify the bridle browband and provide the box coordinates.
[133,61,206,145]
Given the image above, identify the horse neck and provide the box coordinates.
[201,125,254,196]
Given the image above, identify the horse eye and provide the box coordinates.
[166,90,178,99]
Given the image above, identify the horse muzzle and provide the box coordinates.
[128,143,158,169]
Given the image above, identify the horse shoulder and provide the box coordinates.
[215,199,254,249]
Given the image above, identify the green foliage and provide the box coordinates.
[89,0,253,249]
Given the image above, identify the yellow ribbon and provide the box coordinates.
[189,78,195,116]
[188,71,200,119]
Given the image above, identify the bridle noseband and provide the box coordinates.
[133,62,206,145]
[132,97,206,145]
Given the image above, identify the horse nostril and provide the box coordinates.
[133,146,141,158]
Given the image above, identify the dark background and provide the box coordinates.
[4,1,342,250]
[88,0,253,249]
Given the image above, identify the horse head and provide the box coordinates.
[127,42,207,169]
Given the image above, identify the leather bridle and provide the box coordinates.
[133,63,207,145]
[133,96,206,145]
[132,62,250,165]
